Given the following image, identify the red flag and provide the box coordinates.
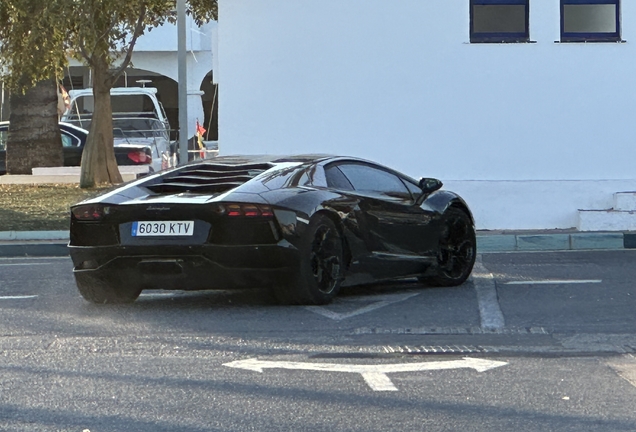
[196,120,206,158]
[196,120,206,137]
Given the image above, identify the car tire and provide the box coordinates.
[275,214,344,305]
[421,207,476,287]
[74,272,142,304]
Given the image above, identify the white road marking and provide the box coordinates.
[0,257,67,261]
[471,255,505,330]
[139,290,235,299]
[504,280,602,285]
[0,295,38,300]
[223,357,508,391]
[608,355,636,389]
[139,292,177,298]
[361,372,398,391]
[0,263,53,267]
[305,292,419,321]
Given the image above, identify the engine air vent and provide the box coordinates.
[145,162,273,194]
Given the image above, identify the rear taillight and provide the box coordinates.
[216,203,273,218]
[127,150,151,164]
[72,205,111,221]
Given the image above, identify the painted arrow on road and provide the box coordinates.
[223,357,508,391]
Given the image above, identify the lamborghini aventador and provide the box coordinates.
[69,154,476,305]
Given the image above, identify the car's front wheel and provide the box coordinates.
[422,207,476,287]
[74,272,142,304]
[275,214,344,305]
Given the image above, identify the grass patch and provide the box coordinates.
[0,184,110,231]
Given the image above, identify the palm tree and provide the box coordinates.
[6,78,63,174]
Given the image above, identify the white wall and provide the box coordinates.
[218,0,636,230]
[135,19,216,52]
[131,20,217,139]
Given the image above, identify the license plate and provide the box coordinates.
[131,221,195,236]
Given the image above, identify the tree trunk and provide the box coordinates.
[79,56,123,188]
[6,78,63,174]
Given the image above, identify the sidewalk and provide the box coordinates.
[1,229,635,258]
[477,229,636,252]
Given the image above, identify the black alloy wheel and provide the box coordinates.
[275,214,344,305]
[426,207,476,287]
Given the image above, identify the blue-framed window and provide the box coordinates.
[470,0,530,43]
[561,0,621,42]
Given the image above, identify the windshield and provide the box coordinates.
[66,94,159,118]
[66,117,169,139]
[112,118,168,139]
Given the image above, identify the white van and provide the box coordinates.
[61,87,176,172]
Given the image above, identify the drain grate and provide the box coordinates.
[354,327,549,336]
[383,345,493,354]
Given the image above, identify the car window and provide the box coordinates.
[325,165,354,191]
[61,133,76,147]
[0,129,6,151]
[336,163,412,200]
[403,179,423,200]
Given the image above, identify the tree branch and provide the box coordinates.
[112,5,147,81]
[78,42,95,68]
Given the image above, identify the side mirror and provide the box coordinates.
[419,177,443,194]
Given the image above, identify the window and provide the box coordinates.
[325,165,354,191]
[0,128,6,151]
[561,0,621,42]
[335,163,412,201]
[403,180,423,201]
[470,0,530,43]
[61,134,73,148]
[61,132,81,147]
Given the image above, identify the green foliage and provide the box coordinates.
[0,0,70,90]
[0,0,218,92]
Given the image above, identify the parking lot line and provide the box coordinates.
[472,255,505,330]
[504,280,602,285]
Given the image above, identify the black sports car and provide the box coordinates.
[69,155,476,305]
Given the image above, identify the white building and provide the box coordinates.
[217,0,636,231]
[64,16,218,144]
[2,18,218,141]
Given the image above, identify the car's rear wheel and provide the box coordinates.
[422,207,476,287]
[74,272,142,304]
[275,214,344,305]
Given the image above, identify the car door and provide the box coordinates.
[326,162,439,279]
[60,129,84,166]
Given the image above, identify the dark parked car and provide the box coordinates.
[69,154,476,305]
[0,121,153,175]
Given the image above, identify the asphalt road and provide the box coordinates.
[0,250,635,431]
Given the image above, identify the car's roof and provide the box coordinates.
[68,87,159,97]
[0,121,88,134]
[204,154,336,166]
[197,154,412,177]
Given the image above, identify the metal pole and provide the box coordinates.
[1,81,4,121]
[177,0,189,165]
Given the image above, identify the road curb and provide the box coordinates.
[0,242,68,257]
[0,230,634,258]
[477,231,636,252]
[0,231,68,241]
